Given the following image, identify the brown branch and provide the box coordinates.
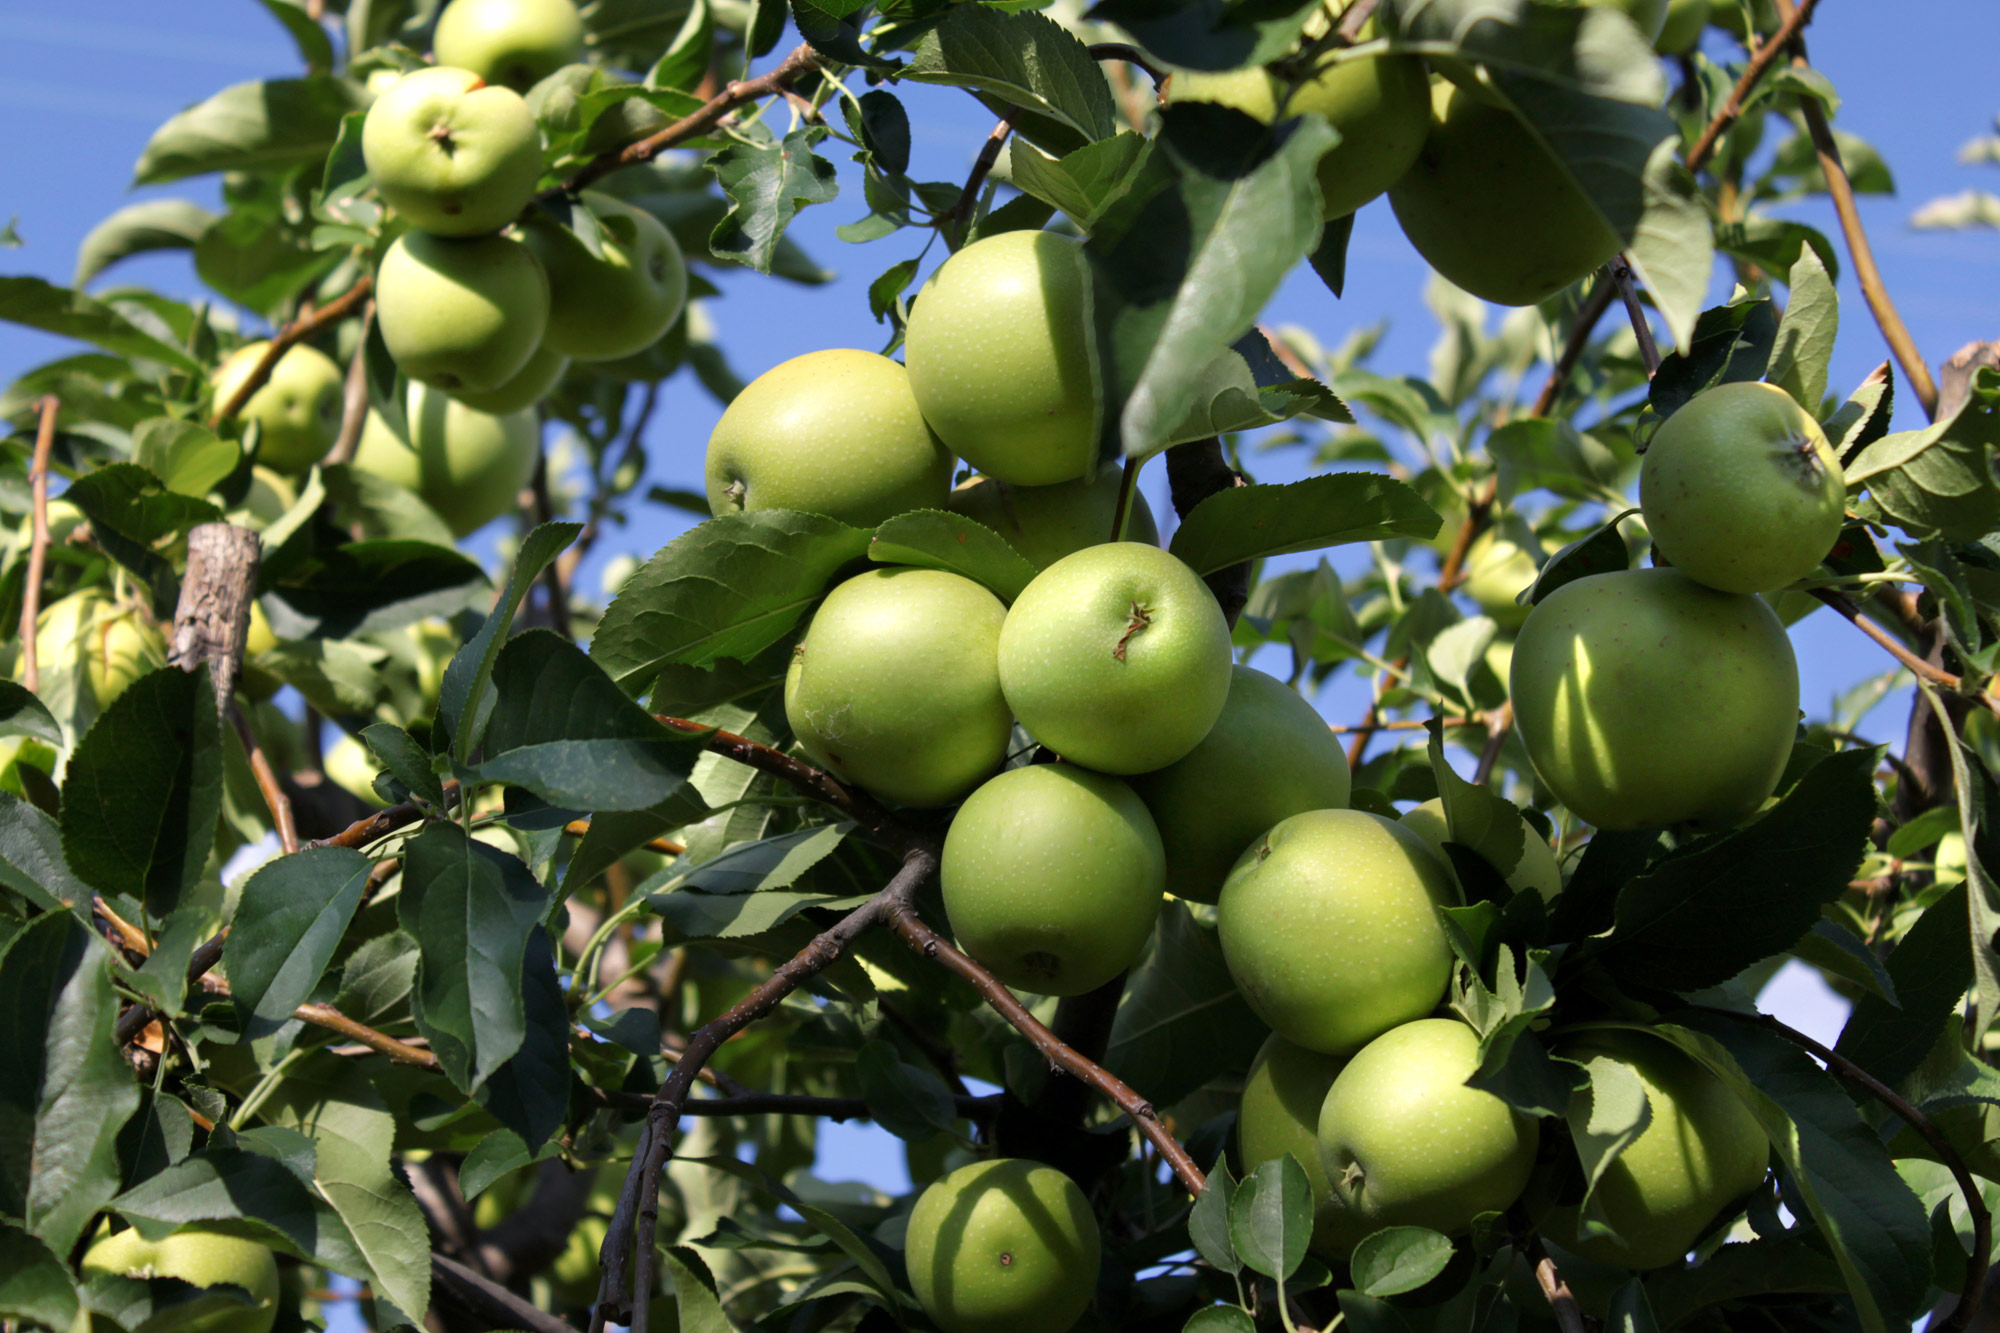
[884,898,1207,1197]
[293,1003,438,1066]
[1473,701,1515,787]
[1690,1006,1988,1331]
[1683,0,1821,174]
[1085,42,1164,84]
[325,302,374,468]
[1610,253,1661,377]
[229,703,298,854]
[1809,589,1999,715]
[655,716,908,845]
[18,396,58,694]
[1530,274,1620,419]
[950,107,1024,227]
[433,1253,579,1333]
[307,778,460,850]
[1327,714,1486,735]
[209,277,372,429]
[561,44,820,196]
[1110,456,1141,543]
[596,1085,1000,1121]
[1514,1216,1589,1333]
[563,819,685,857]
[530,450,570,639]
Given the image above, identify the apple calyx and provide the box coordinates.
[1341,1161,1365,1191]
[1112,601,1153,662]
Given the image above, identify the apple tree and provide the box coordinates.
[2,0,1999,1331]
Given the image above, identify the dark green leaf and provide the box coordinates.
[592,511,872,689]
[1349,1226,1455,1297]
[866,256,919,325]
[901,6,1118,155]
[1836,882,1969,1087]
[0,277,203,372]
[60,665,223,918]
[706,127,841,275]
[647,0,714,93]
[683,1155,901,1304]
[226,846,373,1039]
[474,929,570,1151]
[1307,211,1354,298]
[1827,362,1895,468]
[437,521,580,763]
[867,509,1038,603]
[1714,214,1841,284]
[1607,1277,1661,1333]
[1596,748,1879,991]
[111,1144,367,1274]
[0,1221,78,1331]
[849,90,911,175]
[1093,0,1315,74]
[1229,1154,1313,1280]
[74,200,217,287]
[1642,1237,1845,1330]
[1169,473,1439,576]
[563,788,710,893]
[0,792,92,911]
[662,1247,737,1333]
[1106,901,1266,1109]
[262,538,487,640]
[1647,296,1778,420]
[398,821,551,1094]
[0,682,60,747]
[1426,721,1525,887]
[1187,1160,1239,1274]
[360,722,445,809]
[1520,509,1635,608]
[257,0,336,70]
[854,1038,957,1141]
[0,913,140,1256]
[1792,918,1897,1005]
[134,76,365,184]
[66,463,224,609]
[194,211,339,318]
[457,1132,562,1202]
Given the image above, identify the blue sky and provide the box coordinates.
[1,0,1991,1203]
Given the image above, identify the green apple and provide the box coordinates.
[1578,0,1668,41]
[520,192,688,361]
[432,0,584,92]
[941,764,1164,996]
[785,568,1013,808]
[449,343,568,414]
[31,590,163,709]
[211,341,344,473]
[1640,381,1845,595]
[1168,10,1431,220]
[324,732,388,807]
[224,467,301,533]
[1400,798,1561,899]
[1218,809,1454,1054]
[1548,1029,1768,1269]
[1238,1032,1349,1256]
[903,230,1098,486]
[1389,82,1621,306]
[375,230,550,393]
[945,471,1159,569]
[906,1158,1101,1333]
[1510,567,1799,830]
[1318,1018,1540,1249]
[361,66,543,236]
[1654,0,1711,53]
[997,542,1233,775]
[705,348,954,527]
[1462,527,1542,629]
[352,382,540,536]
[82,1226,281,1333]
[1132,665,1351,903]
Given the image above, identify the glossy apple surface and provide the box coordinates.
[941,764,1164,997]
[521,191,688,361]
[1217,809,1455,1054]
[785,568,1012,808]
[1640,380,1845,595]
[376,230,549,393]
[211,341,344,473]
[82,1227,281,1333]
[998,542,1232,775]
[1317,1018,1540,1249]
[1238,1032,1349,1256]
[946,471,1158,569]
[449,343,568,414]
[1389,82,1621,306]
[1133,664,1350,903]
[1510,567,1799,829]
[1400,797,1562,899]
[906,1158,1101,1333]
[352,383,540,536]
[362,66,543,236]
[705,348,954,527]
[903,230,1098,486]
[432,0,585,91]
[1548,1029,1768,1269]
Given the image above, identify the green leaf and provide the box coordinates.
[457,1133,561,1202]
[0,1221,78,1332]
[133,76,366,184]
[563,789,710,893]
[1229,1154,1313,1280]
[868,509,1038,603]
[0,913,140,1257]
[263,538,487,640]
[705,127,840,276]
[1520,508,1636,607]
[132,418,240,499]
[194,211,339,318]
[901,5,1118,155]
[854,1039,957,1141]
[0,277,203,373]
[226,846,374,1040]
[1655,1014,1931,1333]
[1647,296,1778,419]
[111,1144,367,1275]
[437,520,580,763]
[74,200,217,287]
[398,821,551,1095]
[478,631,703,812]
[66,463,224,609]
[1594,748,1879,991]
[647,0,713,92]
[1714,214,1841,284]
[1847,367,2000,542]
[1792,918,1898,1005]
[360,722,445,809]
[1768,246,1840,412]
[683,1155,904,1305]
[1091,108,1335,459]
[0,792,92,911]
[1092,0,1316,75]
[592,511,873,689]
[0,682,61,747]
[1836,882,1970,1087]
[1007,133,1156,230]
[1624,142,1714,353]
[1426,721,1525,889]
[1106,901,1267,1109]
[1349,1226,1455,1297]
[1934,708,2000,1040]
[1169,473,1440,577]
[257,0,336,71]
[661,1247,737,1333]
[1187,1161,1240,1274]
[1642,1237,1845,1330]
[472,929,570,1151]
[60,665,223,919]
[1563,1051,1651,1238]
[1607,1277,1661,1333]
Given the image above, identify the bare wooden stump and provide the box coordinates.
[168,522,261,707]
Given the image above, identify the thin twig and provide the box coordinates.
[1530,275,1620,418]
[1809,589,1998,715]
[1326,714,1486,736]
[950,107,1024,226]
[1683,0,1821,174]
[1473,701,1515,786]
[209,278,373,429]
[1690,1005,1989,1330]
[228,702,298,854]
[1085,42,1165,84]
[1610,254,1661,377]
[563,818,684,856]
[561,44,820,195]
[307,779,461,850]
[325,302,374,467]
[530,450,570,639]
[433,1253,579,1333]
[18,396,58,694]
[1515,1217,1589,1333]
[655,716,908,845]
[294,1003,438,1066]
[597,1085,1000,1121]
[1110,456,1141,543]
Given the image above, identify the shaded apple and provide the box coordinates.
[1238,1032,1349,1256]
[211,341,344,473]
[946,471,1158,569]
[82,1226,281,1333]
[375,230,550,393]
[520,192,688,361]
[352,382,540,536]
[433,0,585,92]
[1400,797,1562,899]
[906,1159,1101,1333]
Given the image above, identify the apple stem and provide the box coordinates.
[1113,602,1152,661]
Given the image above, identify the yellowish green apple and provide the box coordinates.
[30,590,163,710]
[1400,797,1562,899]
[520,192,688,361]
[905,1159,1101,1333]
[1462,527,1542,628]
[352,383,540,536]
[211,342,344,473]
[449,343,568,414]
[432,0,585,92]
[362,66,544,236]
[375,230,550,392]
[82,1226,281,1333]
[1238,1032,1349,1256]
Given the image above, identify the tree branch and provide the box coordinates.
[18,395,57,694]
[325,302,374,468]
[655,716,913,846]
[1085,43,1165,84]
[432,1252,580,1333]
[1514,1216,1589,1333]
[307,779,461,850]
[560,44,821,196]
[1809,589,1999,715]
[1529,273,1620,419]
[1610,253,1661,377]
[950,107,1024,227]
[209,277,373,429]
[1690,1005,1989,1331]
[1683,0,1821,174]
